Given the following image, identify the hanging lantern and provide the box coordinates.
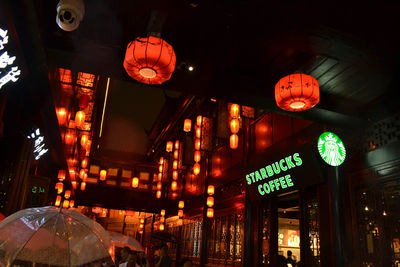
[172,170,178,180]
[159,224,165,231]
[157,182,162,190]
[193,163,200,175]
[132,177,139,188]
[207,208,214,218]
[230,104,240,118]
[207,196,214,207]
[196,115,202,127]
[230,134,239,149]
[69,200,75,208]
[159,157,164,164]
[171,181,177,191]
[207,185,215,195]
[139,223,144,229]
[173,150,179,160]
[230,118,240,134]
[79,169,87,179]
[178,209,184,217]
[173,160,178,170]
[195,126,201,138]
[80,182,86,191]
[92,207,102,214]
[71,180,77,189]
[123,36,176,85]
[58,170,66,181]
[100,169,107,181]
[56,182,64,194]
[194,151,201,163]
[158,173,162,180]
[160,216,165,223]
[80,135,88,147]
[55,195,61,207]
[166,141,173,152]
[64,190,71,199]
[275,73,320,111]
[183,119,192,132]
[161,209,166,216]
[84,139,92,151]
[195,138,201,150]
[175,140,180,150]
[83,172,87,181]
[159,164,163,173]
[63,200,70,209]
[75,111,85,128]
[81,158,88,169]
[57,108,67,125]
[79,94,90,109]
[156,190,162,199]
[178,201,185,209]
[65,131,76,145]
[177,219,183,226]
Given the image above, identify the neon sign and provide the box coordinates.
[245,153,303,196]
[27,128,48,160]
[0,27,21,89]
[317,132,346,166]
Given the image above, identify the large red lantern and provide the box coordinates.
[123,36,176,85]
[275,73,319,111]
[230,134,239,149]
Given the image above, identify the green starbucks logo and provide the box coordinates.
[317,132,346,166]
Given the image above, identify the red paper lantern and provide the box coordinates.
[230,134,239,149]
[159,224,165,231]
[55,195,61,207]
[57,108,67,125]
[81,158,88,169]
[196,115,202,127]
[71,180,77,189]
[100,170,107,181]
[178,201,185,209]
[156,190,162,199]
[159,157,164,165]
[230,104,240,118]
[55,182,64,194]
[195,139,201,150]
[183,119,192,132]
[178,209,184,217]
[174,140,180,150]
[80,182,86,191]
[173,160,178,170]
[58,170,66,181]
[80,135,88,147]
[157,182,162,190]
[194,151,201,163]
[195,126,201,138]
[64,190,71,199]
[193,163,200,175]
[275,73,319,111]
[207,185,215,195]
[79,169,87,179]
[207,196,214,207]
[161,209,166,216]
[230,119,240,134]
[123,36,176,85]
[65,131,76,145]
[173,150,179,160]
[132,177,139,188]
[63,200,69,209]
[79,94,90,109]
[171,181,177,191]
[173,171,178,180]
[69,200,75,208]
[75,111,85,128]
[177,219,183,226]
[207,208,214,218]
[166,141,173,152]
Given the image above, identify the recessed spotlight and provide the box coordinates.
[188,66,194,71]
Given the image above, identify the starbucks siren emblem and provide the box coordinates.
[318,132,346,166]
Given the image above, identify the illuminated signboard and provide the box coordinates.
[27,128,48,160]
[245,153,303,196]
[0,27,21,90]
[317,132,346,166]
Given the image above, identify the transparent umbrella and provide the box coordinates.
[108,231,144,251]
[0,206,113,267]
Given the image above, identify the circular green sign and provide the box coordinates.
[317,132,346,166]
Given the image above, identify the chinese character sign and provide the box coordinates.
[317,132,346,167]
[0,27,21,90]
[27,128,48,160]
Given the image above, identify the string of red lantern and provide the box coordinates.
[229,104,240,149]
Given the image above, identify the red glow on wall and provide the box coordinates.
[123,36,176,84]
[275,73,319,111]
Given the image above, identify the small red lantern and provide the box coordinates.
[174,140,180,150]
[178,201,184,209]
[166,141,173,152]
[132,177,139,188]
[230,118,240,134]
[80,135,88,147]
[196,115,202,127]
[65,132,75,145]
[55,195,61,207]
[173,160,178,170]
[123,36,176,85]
[172,170,178,180]
[159,224,165,231]
[207,196,214,207]
[275,73,320,111]
[193,163,200,175]
[207,185,215,195]
[79,94,90,109]
[161,209,166,216]
[75,111,85,128]
[58,170,66,181]
[156,190,162,199]
[64,190,71,199]
[63,200,69,209]
[171,181,177,191]
[80,182,86,191]
[173,150,179,160]
[195,139,201,150]
[79,169,86,179]
[56,182,64,194]
[195,126,201,138]
[69,200,75,208]
[159,157,164,165]
[81,158,88,169]
[178,209,184,217]
[207,208,214,218]
[230,104,240,118]
[230,134,239,149]
[177,219,183,226]
[183,119,192,132]
[159,165,163,173]
[194,151,201,163]
[100,170,107,181]
[71,180,77,189]
[157,182,162,190]
[160,216,165,223]
[57,108,67,125]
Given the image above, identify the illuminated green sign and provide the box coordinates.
[245,153,303,196]
[317,132,346,166]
